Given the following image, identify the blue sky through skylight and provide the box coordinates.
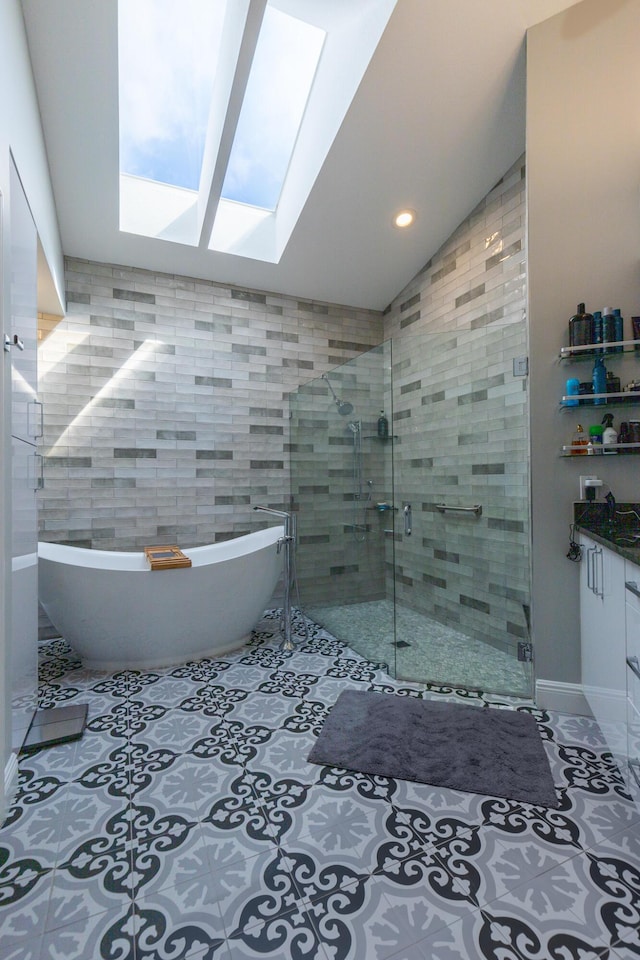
[220,6,325,210]
[119,1,325,211]
[118,0,225,191]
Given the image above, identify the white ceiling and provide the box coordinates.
[21,0,580,311]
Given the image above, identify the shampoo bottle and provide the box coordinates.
[592,357,607,405]
[568,303,594,352]
[613,309,624,353]
[377,410,389,439]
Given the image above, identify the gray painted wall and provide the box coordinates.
[527,0,640,692]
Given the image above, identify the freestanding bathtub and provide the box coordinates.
[38,526,284,669]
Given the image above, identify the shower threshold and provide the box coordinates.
[305,598,530,698]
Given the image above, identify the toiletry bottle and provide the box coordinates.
[565,377,580,407]
[602,307,616,351]
[592,310,603,353]
[613,309,624,353]
[377,410,389,439]
[602,413,617,454]
[632,316,640,354]
[571,424,588,455]
[588,424,603,454]
[592,356,607,405]
[606,371,621,400]
[618,421,630,454]
[568,303,594,353]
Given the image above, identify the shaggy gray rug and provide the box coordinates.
[308,690,558,807]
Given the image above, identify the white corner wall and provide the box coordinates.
[527,0,640,700]
[0,0,64,822]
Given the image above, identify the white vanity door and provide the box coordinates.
[579,534,627,730]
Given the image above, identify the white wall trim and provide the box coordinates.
[535,679,592,717]
[2,750,19,824]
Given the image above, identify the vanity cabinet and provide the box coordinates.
[625,578,640,803]
[579,533,627,728]
[579,532,640,805]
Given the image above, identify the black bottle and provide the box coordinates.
[617,421,630,453]
[568,303,594,353]
[377,410,389,439]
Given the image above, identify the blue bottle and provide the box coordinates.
[592,357,607,405]
[613,309,624,353]
[565,378,580,407]
[592,311,603,353]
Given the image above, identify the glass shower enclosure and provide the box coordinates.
[289,328,532,698]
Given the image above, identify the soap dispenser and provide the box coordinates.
[602,414,617,455]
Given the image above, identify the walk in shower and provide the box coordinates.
[289,329,532,698]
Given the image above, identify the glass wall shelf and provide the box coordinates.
[561,442,640,456]
[559,338,640,360]
[560,391,640,407]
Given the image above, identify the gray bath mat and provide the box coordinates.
[308,690,558,807]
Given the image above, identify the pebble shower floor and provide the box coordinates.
[0,611,639,960]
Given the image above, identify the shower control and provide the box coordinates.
[403,502,412,536]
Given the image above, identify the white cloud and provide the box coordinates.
[118,0,225,179]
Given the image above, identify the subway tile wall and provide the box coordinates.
[290,344,391,608]
[38,260,383,550]
[382,154,529,656]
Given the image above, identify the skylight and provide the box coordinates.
[221,7,325,210]
[118,0,398,263]
[118,0,226,191]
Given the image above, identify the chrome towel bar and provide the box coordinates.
[436,503,482,517]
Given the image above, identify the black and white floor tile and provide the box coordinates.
[1,609,639,959]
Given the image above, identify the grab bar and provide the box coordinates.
[436,503,482,517]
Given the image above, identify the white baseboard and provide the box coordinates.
[1,751,19,825]
[535,679,592,716]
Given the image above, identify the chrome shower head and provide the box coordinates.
[322,373,354,416]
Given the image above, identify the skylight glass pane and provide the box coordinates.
[118,0,226,191]
[221,6,325,211]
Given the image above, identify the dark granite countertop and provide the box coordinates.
[574,501,640,567]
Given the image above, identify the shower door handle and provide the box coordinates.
[403,503,412,536]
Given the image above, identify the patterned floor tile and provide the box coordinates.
[44,898,136,959]
[2,624,640,960]
[484,870,617,958]
[134,879,230,959]
[0,864,53,950]
[0,935,42,960]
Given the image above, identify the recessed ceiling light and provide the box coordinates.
[394,209,416,228]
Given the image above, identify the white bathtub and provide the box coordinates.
[38,526,284,669]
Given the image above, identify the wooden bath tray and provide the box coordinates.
[144,545,192,570]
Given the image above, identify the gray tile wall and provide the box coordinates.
[38,259,383,549]
[382,154,529,655]
[290,344,391,607]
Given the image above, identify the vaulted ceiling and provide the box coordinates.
[21,0,580,310]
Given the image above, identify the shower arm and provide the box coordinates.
[322,373,340,404]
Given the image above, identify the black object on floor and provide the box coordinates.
[21,703,88,753]
[308,689,559,808]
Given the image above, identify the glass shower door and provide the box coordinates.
[289,343,397,672]
[391,328,532,697]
